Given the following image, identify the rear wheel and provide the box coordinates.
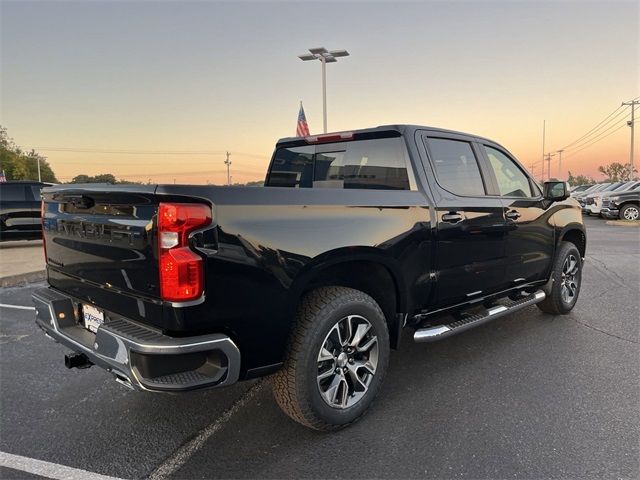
[272,286,390,431]
[537,242,582,315]
[619,204,639,221]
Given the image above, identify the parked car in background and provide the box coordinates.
[575,183,610,209]
[0,181,51,241]
[586,181,640,216]
[570,184,593,194]
[601,184,640,220]
[582,182,624,214]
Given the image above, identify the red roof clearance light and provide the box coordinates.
[305,132,354,144]
[157,203,212,302]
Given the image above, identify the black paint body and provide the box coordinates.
[40,125,586,379]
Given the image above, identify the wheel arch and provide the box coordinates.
[287,247,410,349]
[559,224,586,259]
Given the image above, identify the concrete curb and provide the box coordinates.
[605,220,640,227]
[0,270,45,288]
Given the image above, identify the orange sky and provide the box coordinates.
[2,1,637,184]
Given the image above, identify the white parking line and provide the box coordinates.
[0,303,35,311]
[0,451,125,480]
[147,379,266,480]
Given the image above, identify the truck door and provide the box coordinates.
[418,134,508,308]
[479,143,554,284]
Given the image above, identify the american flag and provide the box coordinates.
[0,170,6,183]
[296,102,310,137]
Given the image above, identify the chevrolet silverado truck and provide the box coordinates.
[600,184,640,220]
[33,125,586,430]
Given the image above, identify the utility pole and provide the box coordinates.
[36,157,41,182]
[224,152,231,186]
[556,149,564,179]
[541,120,546,180]
[545,152,556,181]
[622,99,639,176]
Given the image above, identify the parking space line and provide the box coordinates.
[147,379,267,480]
[0,303,36,311]
[0,452,124,480]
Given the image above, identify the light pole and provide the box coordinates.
[556,149,564,179]
[298,47,350,133]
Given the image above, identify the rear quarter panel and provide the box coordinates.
[155,186,433,375]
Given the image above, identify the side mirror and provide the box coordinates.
[543,181,569,201]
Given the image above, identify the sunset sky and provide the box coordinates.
[1,0,638,184]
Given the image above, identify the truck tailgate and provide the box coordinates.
[42,186,161,303]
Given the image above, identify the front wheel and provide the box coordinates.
[619,204,639,221]
[537,241,582,315]
[272,286,390,431]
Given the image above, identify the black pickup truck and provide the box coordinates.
[33,125,586,430]
[600,184,640,220]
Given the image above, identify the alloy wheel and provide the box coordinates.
[317,315,379,409]
[623,206,639,221]
[560,254,580,305]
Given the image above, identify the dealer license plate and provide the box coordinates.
[82,304,104,333]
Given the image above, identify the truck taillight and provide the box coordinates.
[158,203,212,302]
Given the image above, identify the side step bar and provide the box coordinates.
[414,290,546,343]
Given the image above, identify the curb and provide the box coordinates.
[605,220,640,227]
[0,270,45,288]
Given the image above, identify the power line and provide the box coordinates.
[563,115,630,154]
[32,147,267,160]
[563,122,629,160]
[561,104,628,150]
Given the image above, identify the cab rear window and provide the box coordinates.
[0,184,28,201]
[266,137,414,190]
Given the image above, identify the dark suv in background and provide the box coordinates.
[0,181,51,241]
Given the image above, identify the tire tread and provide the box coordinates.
[271,286,387,431]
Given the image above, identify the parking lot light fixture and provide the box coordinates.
[298,47,350,133]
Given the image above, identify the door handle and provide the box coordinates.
[442,212,463,223]
[505,210,521,220]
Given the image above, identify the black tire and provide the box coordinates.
[619,204,640,221]
[271,286,390,431]
[537,241,582,315]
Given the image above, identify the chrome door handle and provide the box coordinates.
[506,210,521,220]
[442,212,463,223]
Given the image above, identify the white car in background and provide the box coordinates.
[586,181,640,216]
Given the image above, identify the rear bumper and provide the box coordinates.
[32,287,241,392]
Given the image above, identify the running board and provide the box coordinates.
[413,290,546,343]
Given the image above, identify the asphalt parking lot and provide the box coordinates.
[0,216,638,480]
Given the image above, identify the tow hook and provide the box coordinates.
[64,352,93,369]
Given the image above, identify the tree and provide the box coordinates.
[70,173,116,184]
[0,126,58,182]
[597,162,637,182]
[69,173,142,184]
[567,171,595,186]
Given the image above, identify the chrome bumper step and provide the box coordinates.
[413,290,546,343]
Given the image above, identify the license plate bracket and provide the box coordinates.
[82,304,104,333]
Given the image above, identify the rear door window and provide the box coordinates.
[424,138,486,196]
